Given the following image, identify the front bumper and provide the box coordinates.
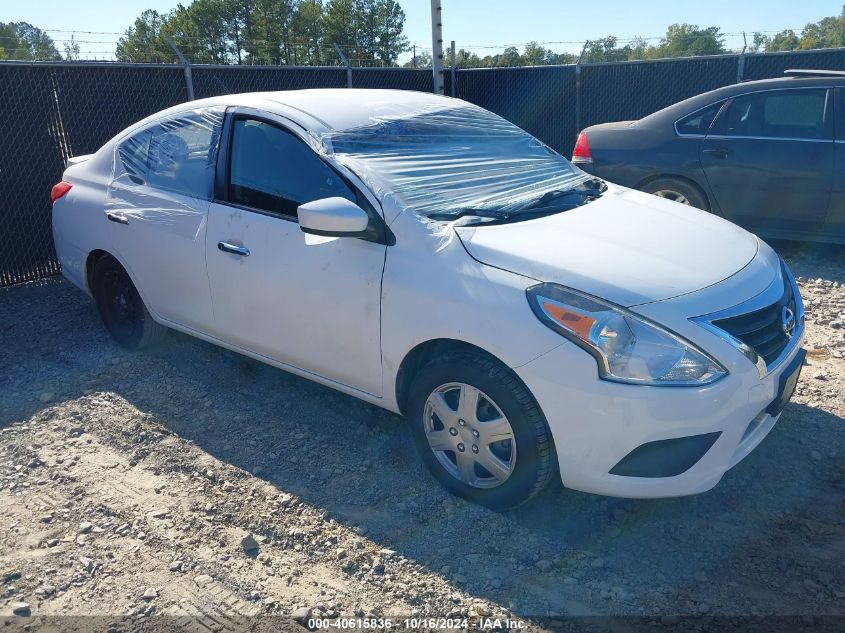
[514,246,804,499]
[516,336,803,498]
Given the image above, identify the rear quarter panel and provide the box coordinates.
[51,152,112,292]
[586,124,713,204]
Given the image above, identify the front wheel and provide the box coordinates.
[407,349,554,508]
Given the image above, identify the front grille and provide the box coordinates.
[711,270,796,368]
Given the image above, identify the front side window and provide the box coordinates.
[711,89,830,140]
[227,118,355,217]
[117,108,223,199]
[676,102,723,136]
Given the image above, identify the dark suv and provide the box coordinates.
[572,70,845,244]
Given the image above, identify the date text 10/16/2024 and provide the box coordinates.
[307,617,527,629]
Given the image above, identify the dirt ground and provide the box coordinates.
[1,241,844,632]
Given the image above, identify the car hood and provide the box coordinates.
[454,185,759,307]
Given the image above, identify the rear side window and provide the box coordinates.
[711,89,831,140]
[117,108,223,199]
[675,102,723,136]
[227,118,356,218]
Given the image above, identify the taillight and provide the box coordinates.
[51,181,73,204]
[572,132,592,163]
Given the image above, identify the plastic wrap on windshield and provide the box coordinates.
[321,101,588,224]
[105,107,225,237]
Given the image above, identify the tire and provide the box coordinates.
[407,349,554,509]
[90,255,167,349]
[641,177,709,211]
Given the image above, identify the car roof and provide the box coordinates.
[637,75,845,127]
[142,88,463,137]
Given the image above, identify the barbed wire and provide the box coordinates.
[0,24,831,66]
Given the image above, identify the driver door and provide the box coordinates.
[204,111,386,396]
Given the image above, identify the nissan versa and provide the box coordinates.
[51,89,805,508]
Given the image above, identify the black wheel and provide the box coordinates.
[90,255,167,349]
[407,349,554,509]
[641,177,709,211]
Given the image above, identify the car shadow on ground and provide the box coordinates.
[1,278,844,616]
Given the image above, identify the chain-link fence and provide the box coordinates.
[0,63,433,286]
[2,47,845,287]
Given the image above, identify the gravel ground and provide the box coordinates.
[1,241,843,631]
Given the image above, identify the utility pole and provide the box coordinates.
[430,0,444,94]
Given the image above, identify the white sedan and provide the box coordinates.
[51,89,805,508]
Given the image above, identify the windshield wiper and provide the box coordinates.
[427,178,608,223]
[427,208,506,221]
[583,177,608,192]
[527,181,607,209]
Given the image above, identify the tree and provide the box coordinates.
[521,41,547,66]
[116,0,408,66]
[765,29,800,52]
[291,0,324,64]
[170,0,235,64]
[750,32,768,53]
[323,0,359,63]
[655,24,726,58]
[756,6,845,52]
[63,34,81,61]
[0,22,62,60]
[582,36,630,63]
[797,8,845,49]
[366,0,408,65]
[324,0,407,66]
[115,10,173,62]
[403,49,431,68]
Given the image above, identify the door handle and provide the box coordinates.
[702,148,731,158]
[217,241,250,257]
[106,212,129,225]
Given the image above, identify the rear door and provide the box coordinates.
[106,108,224,331]
[699,87,834,235]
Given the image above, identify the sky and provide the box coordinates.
[2,0,843,62]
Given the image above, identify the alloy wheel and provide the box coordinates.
[652,189,690,205]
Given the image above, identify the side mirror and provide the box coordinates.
[298,197,370,238]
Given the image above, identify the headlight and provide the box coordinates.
[527,283,726,386]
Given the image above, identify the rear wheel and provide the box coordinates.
[641,177,708,211]
[407,349,554,508]
[90,255,167,349]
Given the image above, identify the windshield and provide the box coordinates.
[323,103,594,223]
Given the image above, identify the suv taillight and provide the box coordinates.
[572,132,592,163]
[51,181,73,204]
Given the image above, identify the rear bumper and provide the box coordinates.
[572,159,595,175]
[515,326,804,499]
[52,232,88,294]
